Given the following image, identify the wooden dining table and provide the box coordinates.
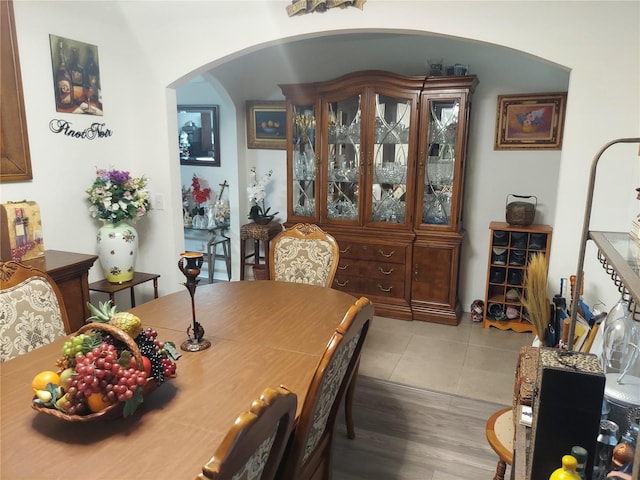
[0,281,358,479]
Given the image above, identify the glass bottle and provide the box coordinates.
[548,455,581,480]
[68,47,84,103]
[601,297,640,380]
[13,208,27,247]
[84,48,100,104]
[55,41,73,108]
[593,420,620,480]
[570,446,588,480]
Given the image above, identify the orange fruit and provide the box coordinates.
[32,371,60,394]
[87,392,112,413]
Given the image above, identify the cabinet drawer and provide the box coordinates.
[336,259,405,282]
[333,273,405,299]
[337,241,407,264]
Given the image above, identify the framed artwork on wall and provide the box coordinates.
[246,101,286,150]
[494,92,567,150]
[178,105,220,167]
[49,35,103,115]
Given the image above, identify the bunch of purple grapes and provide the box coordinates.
[135,327,177,385]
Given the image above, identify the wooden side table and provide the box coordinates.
[240,222,283,280]
[24,250,98,333]
[89,272,160,309]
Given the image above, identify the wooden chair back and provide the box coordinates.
[278,296,374,480]
[196,386,297,480]
[0,261,70,362]
[269,223,339,288]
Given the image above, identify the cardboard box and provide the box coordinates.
[0,201,45,262]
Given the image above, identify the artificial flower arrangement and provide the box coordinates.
[86,167,150,224]
[191,174,211,216]
[247,167,278,223]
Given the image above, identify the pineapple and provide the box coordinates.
[86,300,143,338]
[110,312,143,339]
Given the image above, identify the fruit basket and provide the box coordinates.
[31,305,179,422]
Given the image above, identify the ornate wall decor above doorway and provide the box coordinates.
[286,0,366,16]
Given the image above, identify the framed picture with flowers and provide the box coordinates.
[246,101,286,150]
[494,92,567,150]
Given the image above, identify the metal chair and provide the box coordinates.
[277,296,374,480]
[196,386,297,480]
[0,261,71,362]
[207,232,231,282]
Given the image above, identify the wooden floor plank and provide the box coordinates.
[333,376,507,479]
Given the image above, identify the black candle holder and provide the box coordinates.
[178,252,211,352]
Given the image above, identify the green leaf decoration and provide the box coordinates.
[46,382,59,404]
[123,386,144,417]
[163,341,182,361]
[118,350,133,368]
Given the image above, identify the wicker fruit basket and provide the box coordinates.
[31,322,168,422]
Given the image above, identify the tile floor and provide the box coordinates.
[358,314,533,406]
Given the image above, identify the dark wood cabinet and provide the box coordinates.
[24,250,97,333]
[281,71,478,323]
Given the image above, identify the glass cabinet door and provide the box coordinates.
[291,104,317,218]
[420,98,460,227]
[325,93,362,222]
[370,93,411,225]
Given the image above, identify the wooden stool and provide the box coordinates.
[485,407,514,480]
[240,222,282,280]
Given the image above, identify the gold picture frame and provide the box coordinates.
[246,101,287,150]
[494,92,567,150]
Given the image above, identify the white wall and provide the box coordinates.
[4,1,638,315]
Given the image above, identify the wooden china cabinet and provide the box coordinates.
[280,71,478,324]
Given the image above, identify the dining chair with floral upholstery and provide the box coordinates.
[268,223,339,288]
[277,296,374,480]
[196,386,297,480]
[0,261,71,362]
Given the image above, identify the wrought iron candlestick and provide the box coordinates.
[178,252,211,351]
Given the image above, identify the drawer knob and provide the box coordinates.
[378,249,395,258]
[338,264,350,270]
[339,246,351,254]
[377,284,393,292]
[335,279,349,287]
[378,267,394,275]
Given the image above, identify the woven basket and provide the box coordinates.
[31,322,157,422]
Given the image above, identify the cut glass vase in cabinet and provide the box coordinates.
[291,103,318,218]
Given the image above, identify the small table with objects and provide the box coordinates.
[89,271,160,308]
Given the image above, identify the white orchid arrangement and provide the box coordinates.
[246,167,277,219]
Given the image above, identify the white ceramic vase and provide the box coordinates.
[97,221,138,283]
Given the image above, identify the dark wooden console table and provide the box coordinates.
[23,250,97,333]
